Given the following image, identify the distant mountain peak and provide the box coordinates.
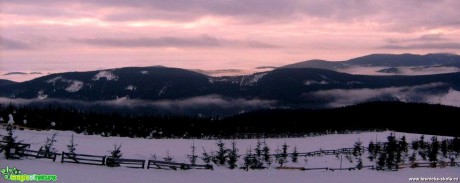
[281,53,460,72]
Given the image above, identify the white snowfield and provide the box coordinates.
[92,71,119,81]
[1,129,458,183]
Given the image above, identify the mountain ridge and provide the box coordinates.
[282,53,460,70]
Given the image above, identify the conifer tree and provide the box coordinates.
[353,140,363,169]
[41,133,57,158]
[385,134,398,169]
[106,144,123,167]
[418,135,428,161]
[399,136,409,163]
[275,143,289,167]
[163,151,173,162]
[227,140,239,169]
[254,139,262,158]
[201,147,212,165]
[66,134,78,160]
[1,124,24,159]
[214,139,228,166]
[291,146,299,163]
[428,136,439,163]
[377,152,387,169]
[440,139,448,159]
[188,141,198,165]
[242,149,254,171]
[262,142,272,166]
[367,141,377,162]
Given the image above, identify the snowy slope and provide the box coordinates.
[0,129,458,183]
[3,159,459,183]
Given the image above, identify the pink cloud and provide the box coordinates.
[0,0,459,80]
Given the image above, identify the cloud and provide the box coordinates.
[0,95,277,116]
[73,35,278,48]
[4,0,460,30]
[379,42,460,50]
[431,88,460,107]
[2,0,460,74]
[379,33,460,50]
[337,66,460,76]
[418,34,445,42]
[0,37,32,50]
[385,33,446,44]
[307,82,450,107]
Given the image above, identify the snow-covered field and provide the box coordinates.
[3,159,459,183]
[1,129,459,183]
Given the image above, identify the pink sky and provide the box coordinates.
[1,0,460,76]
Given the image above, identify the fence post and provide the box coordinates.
[102,156,106,166]
[61,151,65,163]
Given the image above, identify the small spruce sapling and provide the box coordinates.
[215,139,228,166]
[106,144,123,167]
[1,124,25,159]
[291,146,299,163]
[40,133,57,158]
[163,151,174,162]
[352,140,363,169]
[262,142,272,167]
[227,140,239,169]
[188,141,198,165]
[66,134,78,160]
[201,147,212,165]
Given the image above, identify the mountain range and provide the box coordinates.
[283,53,460,75]
[1,53,460,115]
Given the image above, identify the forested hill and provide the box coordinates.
[0,101,458,138]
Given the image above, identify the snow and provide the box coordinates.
[45,77,84,92]
[238,73,268,86]
[7,114,14,125]
[0,129,458,183]
[46,76,63,84]
[140,71,149,75]
[208,78,236,84]
[0,129,448,164]
[37,91,47,100]
[92,71,119,81]
[125,85,136,91]
[65,80,84,93]
[346,81,363,85]
[159,86,167,96]
[304,80,328,85]
[2,159,459,183]
[248,73,267,84]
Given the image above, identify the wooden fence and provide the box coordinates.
[106,157,145,169]
[147,160,213,170]
[272,146,366,157]
[61,152,106,166]
[17,149,59,162]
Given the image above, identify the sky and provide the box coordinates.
[1,0,460,77]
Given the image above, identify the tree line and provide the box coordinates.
[1,101,460,138]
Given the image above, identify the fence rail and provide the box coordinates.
[0,140,31,149]
[272,146,366,157]
[17,149,58,162]
[61,152,106,166]
[106,157,145,169]
[147,160,213,170]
